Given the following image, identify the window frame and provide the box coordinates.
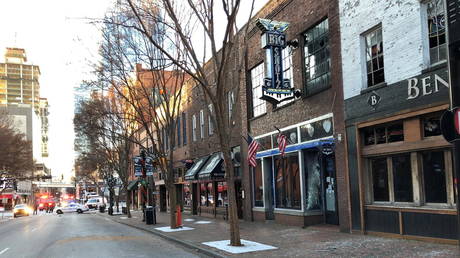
[192,114,197,142]
[363,25,385,88]
[208,104,214,136]
[199,109,205,139]
[249,62,266,118]
[302,18,331,96]
[425,0,447,66]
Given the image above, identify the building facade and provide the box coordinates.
[340,0,457,242]
[244,0,349,231]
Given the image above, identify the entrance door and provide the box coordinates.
[322,154,339,225]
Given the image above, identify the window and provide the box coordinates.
[423,113,442,137]
[304,151,322,210]
[363,122,404,146]
[192,114,197,142]
[227,91,234,124]
[427,0,447,64]
[392,154,413,202]
[253,159,263,207]
[217,182,228,207]
[277,48,295,107]
[422,150,447,203]
[176,117,181,147]
[182,112,187,145]
[274,153,301,210]
[250,63,266,117]
[365,26,385,87]
[184,183,192,207]
[200,183,213,206]
[199,109,204,139]
[304,19,330,94]
[208,104,214,135]
[371,157,389,202]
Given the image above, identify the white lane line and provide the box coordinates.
[0,248,9,255]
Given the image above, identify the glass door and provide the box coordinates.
[322,154,339,225]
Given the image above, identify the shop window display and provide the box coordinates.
[304,151,322,210]
[274,153,301,210]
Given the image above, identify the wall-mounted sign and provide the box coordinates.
[256,18,294,104]
[133,156,143,177]
[367,91,381,109]
[407,73,449,100]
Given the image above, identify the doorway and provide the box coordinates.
[322,154,339,225]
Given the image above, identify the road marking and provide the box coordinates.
[0,248,9,255]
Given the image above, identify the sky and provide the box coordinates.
[0,0,269,183]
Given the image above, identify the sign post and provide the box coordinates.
[445,0,460,245]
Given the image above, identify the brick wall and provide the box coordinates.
[339,0,429,99]
[242,0,350,231]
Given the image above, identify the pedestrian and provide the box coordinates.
[33,203,38,215]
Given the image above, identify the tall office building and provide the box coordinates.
[0,48,40,111]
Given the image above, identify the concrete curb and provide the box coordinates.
[99,213,226,258]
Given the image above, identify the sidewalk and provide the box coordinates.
[100,210,459,257]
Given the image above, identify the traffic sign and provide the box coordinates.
[441,108,460,142]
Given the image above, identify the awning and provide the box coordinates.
[184,156,210,181]
[127,180,139,191]
[0,194,14,199]
[197,152,225,180]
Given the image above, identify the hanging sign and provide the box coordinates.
[133,156,143,177]
[256,18,294,104]
[145,156,155,176]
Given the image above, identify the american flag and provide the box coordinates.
[247,134,260,167]
[277,133,287,156]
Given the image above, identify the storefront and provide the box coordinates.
[184,152,241,219]
[252,114,339,227]
[345,66,457,242]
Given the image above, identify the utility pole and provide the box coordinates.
[445,0,460,246]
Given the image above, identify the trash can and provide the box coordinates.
[145,205,156,225]
[108,206,113,215]
[99,205,106,213]
[122,207,127,214]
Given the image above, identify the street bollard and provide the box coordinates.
[176,205,182,227]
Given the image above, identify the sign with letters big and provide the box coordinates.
[256,18,294,104]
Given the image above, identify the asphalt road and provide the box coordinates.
[0,211,202,258]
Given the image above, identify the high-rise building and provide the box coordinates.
[0,48,41,112]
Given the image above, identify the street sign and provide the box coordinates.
[145,156,154,176]
[133,156,143,177]
[440,108,460,142]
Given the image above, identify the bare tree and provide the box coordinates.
[119,0,256,245]
[0,111,35,189]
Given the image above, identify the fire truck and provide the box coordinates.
[35,193,56,211]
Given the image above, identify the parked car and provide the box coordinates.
[55,203,89,214]
[13,204,32,217]
[86,198,105,209]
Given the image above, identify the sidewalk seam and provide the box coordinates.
[99,213,225,258]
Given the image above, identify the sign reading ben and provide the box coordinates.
[256,18,294,104]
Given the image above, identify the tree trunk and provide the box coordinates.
[127,189,132,218]
[168,183,177,229]
[222,148,242,246]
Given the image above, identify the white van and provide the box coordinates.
[86,197,106,209]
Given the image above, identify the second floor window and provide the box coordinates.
[250,63,266,118]
[277,47,295,107]
[200,110,204,139]
[427,0,447,64]
[365,26,385,87]
[192,114,197,142]
[228,91,234,124]
[208,104,214,136]
[176,117,181,147]
[304,19,330,94]
[182,112,187,145]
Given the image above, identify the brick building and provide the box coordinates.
[242,0,349,231]
[340,0,457,242]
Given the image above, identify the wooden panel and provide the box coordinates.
[403,118,421,142]
[362,136,450,157]
[366,231,459,245]
[365,210,399,234]
[365,205,457,215]
[402,212,458,239]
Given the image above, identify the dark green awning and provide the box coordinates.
[184,156,210,181]
[197,152,224,180]
[127,180,139,191]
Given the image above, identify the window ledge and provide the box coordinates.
[274,208,303,216]
[365,204,456,214]
[360,82,387,95]
[249,112,267,122]
[421,61,447,74]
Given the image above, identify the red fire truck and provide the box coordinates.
[35,193,56,211]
